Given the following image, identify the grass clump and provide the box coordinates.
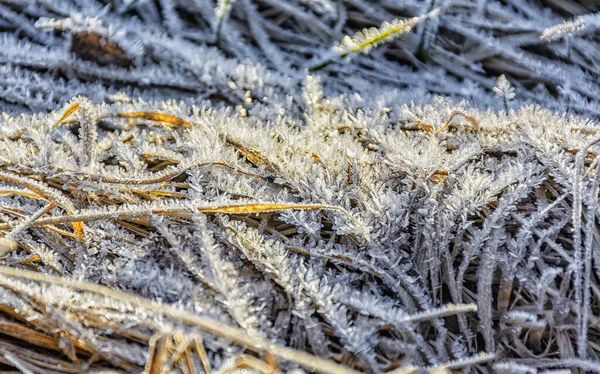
[0,89,599,372]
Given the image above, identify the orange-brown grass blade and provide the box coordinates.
[225,136,277,172]
[429,169,449,184]
[172,336,195,374]
[200,203,340,214]
[143,190,187,198]
[0,319,61,351]
[54,102,80,127]
[145,333,170,374]
[264,352,281,374]
[114,112,190,128]
[115,219,151,237]
[70,220,84,242]
[0,189,45,201]
[232,355,273,373]
[17,255,42,264]
[193,336,211,374]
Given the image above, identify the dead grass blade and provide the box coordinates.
[0,202,345,229]
[54,102,80,127]
[113,112,190,128]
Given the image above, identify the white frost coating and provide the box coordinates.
[0,0,599,372]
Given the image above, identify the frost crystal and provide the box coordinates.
[541,12,600,42]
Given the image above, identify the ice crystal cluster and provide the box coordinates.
[0,0,600,373]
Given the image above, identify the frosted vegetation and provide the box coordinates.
[0,0,599,373]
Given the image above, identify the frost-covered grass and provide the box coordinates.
[1,88,600,373]
[0,0,600,373]
[1,0,599,118]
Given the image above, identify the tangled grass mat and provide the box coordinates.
[0,90,599,373]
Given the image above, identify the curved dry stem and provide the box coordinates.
[435,111,482,134]
[0,202,346,230]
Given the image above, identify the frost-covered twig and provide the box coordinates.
[541,12,600,42]
[309,7,441,71]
